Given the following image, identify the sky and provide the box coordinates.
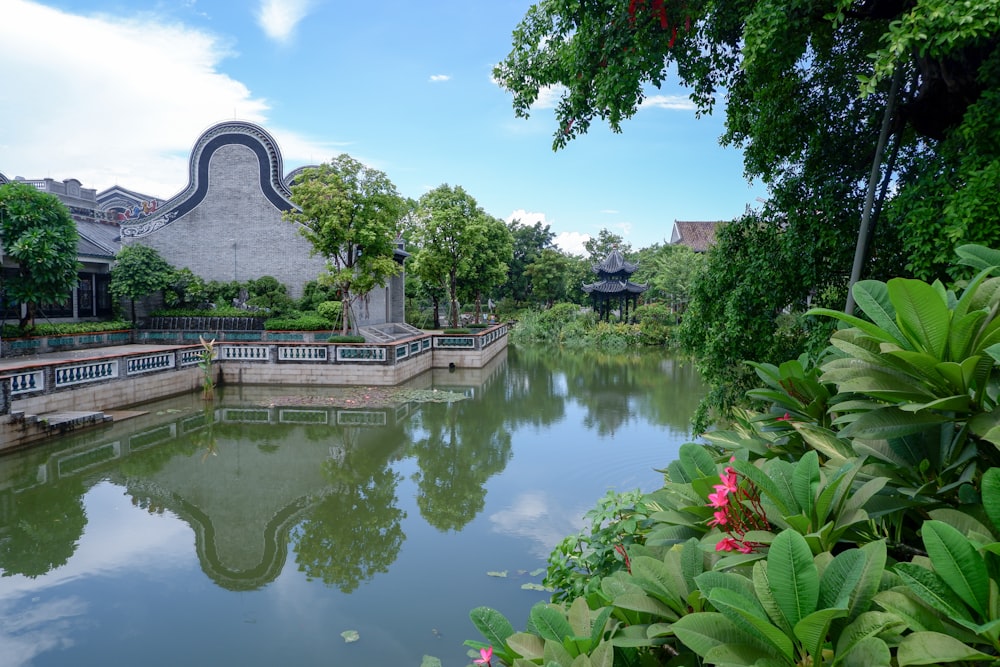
[0,0,766,255]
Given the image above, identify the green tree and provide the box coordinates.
[0,182,80,331]
[413,185,489,328]
[525,248,572,307]
[110,244,175,324]
[407,246,450,328]
[646,243,705,312]
[459,215,514,322]
[502,219,557,304]
[584,228,632,265]
[285,155,406,335]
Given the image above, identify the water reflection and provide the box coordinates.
[0,348,706,587]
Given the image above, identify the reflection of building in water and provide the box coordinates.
[0,352,509,587]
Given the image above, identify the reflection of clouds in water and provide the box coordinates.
[0,595,86,667]
[489,492,589,558]
[0,482,192,666]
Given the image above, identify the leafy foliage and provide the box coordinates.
[285,154,405,335]
[0,181,81,331]
[468,245,1000,667]
[110,244,175,323]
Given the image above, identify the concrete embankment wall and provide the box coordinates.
[0,326,508,452]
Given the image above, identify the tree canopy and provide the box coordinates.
[412,185,492,328]
[285,155,406,335]
[110,244,176,323]
[0,182,80,330]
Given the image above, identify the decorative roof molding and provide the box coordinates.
[0,172,8,185]
[592,247,639,275]
[122,121,296,238]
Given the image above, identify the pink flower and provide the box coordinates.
[707,510,728,527]
[716,537,739,552]
[474,646,493,665]
[737,541,754,554]
[719,466,738,492]
[776,412,792,422]
[708,488,730,508]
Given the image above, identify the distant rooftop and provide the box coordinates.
[669,220,722,252]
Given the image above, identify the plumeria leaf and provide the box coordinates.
[767,529,819,629]
[836,635,891,667]
[896,631,994,666]
[530,604,575,642]
[894,564,973,621]
[920,520,989,617]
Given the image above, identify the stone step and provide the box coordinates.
[36,410,112,433]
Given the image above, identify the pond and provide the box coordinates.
[0,345,706,667]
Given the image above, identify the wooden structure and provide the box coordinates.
[581,248,648,321]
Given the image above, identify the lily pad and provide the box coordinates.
[420,656,442,667]
[521,583,553,591]
[341,630,360,643]
[486,570,508,578]
[530,568,546,577]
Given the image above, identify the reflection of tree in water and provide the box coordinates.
[292,428,406,593]
[0,481,87,578]
[408,399,512,531]
[500,346,567,429]
[527,346,704,437]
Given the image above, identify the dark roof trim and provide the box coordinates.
[121,121,295,239]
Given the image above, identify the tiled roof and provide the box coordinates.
[593,248,639,274]
[670,220,722,252]
[582,279,649,294]
[76,219,120,258]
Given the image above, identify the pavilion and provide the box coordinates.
[582,248,648,321]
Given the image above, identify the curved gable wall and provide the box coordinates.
[119,121,328,299]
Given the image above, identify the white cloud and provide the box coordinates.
[0,0,330,198]
[256,0,314,43]
[506,209,549,226]
[533,84,566,110]
[429,74,451,83]
[554,232,589,256]
[639,94,697,111]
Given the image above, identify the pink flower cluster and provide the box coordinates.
[707,464,769,554]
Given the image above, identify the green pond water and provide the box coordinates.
[0,345,705,667]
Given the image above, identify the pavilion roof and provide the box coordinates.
[592,248,638,275]
[582,279,649,295]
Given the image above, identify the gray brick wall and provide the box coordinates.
[138,145,325,299]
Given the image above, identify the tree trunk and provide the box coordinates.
[449,270,459,328]
[432,296,441,329]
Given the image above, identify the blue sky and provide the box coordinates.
[0,0,765,254]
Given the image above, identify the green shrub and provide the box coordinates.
[328,334,366,343]
[264,314,331,331]
[316,301,342,327]
[635,302,674,346]
[2,320,132,338]
[442,328,471,334]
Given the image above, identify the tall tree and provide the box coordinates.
[0,182,80,331]
[110,244,176,324]
[284,155,405,335]
[413,185,488,328]
[525,248,572,307]
[459,215,514,322]
[503,219,556,304]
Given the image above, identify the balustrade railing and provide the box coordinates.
[126,353,175,375]
[54,360,119,388]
